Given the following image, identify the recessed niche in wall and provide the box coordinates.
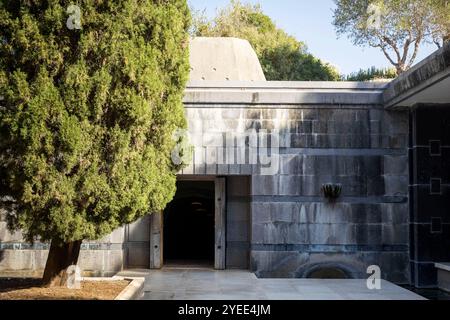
[429,140,442,156]
[431,217,443,234]
[430,178,442,195]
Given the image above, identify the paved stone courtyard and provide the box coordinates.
[117,269,426,300]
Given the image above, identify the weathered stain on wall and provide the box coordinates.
[179,82,409,283]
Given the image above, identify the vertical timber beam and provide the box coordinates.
[215,177,226,269]
[150,211,163,269]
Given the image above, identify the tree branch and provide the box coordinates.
[407,38,422,69]
[377,44,398,67]
[401,38,412,65]
[381,35,402,62]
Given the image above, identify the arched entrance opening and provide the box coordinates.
[296,262,357,279]
[307,267,349,279]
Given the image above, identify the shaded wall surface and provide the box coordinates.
[250,107,409,282]
[410,104,450,287]
[226,176,251,269]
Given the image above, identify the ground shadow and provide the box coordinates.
[0,278,42,293]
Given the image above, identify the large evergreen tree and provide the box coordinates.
[0,0,190,286]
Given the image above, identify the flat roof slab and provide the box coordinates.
[184,81,385,105]
[384,42,450,108]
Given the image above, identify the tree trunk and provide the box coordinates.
[444,35,450,46]
[395,64,406,76]
[42,240,82,287]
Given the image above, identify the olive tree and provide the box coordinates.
[333,0,449,74]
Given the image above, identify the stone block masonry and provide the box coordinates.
[0,82,410,283]
[179,82,410,283]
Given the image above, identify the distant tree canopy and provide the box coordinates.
[0,0,190,286]
[191,0,341,81]
[344,66,397,81]
[429,0,450,46]
[333,0,450,75]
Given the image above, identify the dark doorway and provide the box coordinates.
[163,180,215,266]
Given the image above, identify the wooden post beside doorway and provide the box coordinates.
[214,177,226,270]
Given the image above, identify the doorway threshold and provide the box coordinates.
[163,260,214,270]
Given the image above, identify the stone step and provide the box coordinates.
[435,263,450,292]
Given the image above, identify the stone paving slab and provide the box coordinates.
[116,269,426,300]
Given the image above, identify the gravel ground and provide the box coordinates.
[0,277,130,300]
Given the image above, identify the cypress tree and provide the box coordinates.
[0,0,190,286]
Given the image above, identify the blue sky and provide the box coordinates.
[188,0,438,75]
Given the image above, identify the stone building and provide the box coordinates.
[1,37,449,288]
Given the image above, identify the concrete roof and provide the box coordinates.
[184,81,386,105]
[189,37,266,82]
[187,37,450,108]
[384,42,450,108]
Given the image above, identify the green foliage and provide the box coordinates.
[333,0,450,74]
[191,0,341,81]
[0,0,191,244]
[345,66,397,81]
[428,0,450,46]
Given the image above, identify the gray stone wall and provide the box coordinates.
[226,177,251,269]
[125,216,151,269]
[0,208,126,276]
[182,89,410,283]
[0,82,411,283]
